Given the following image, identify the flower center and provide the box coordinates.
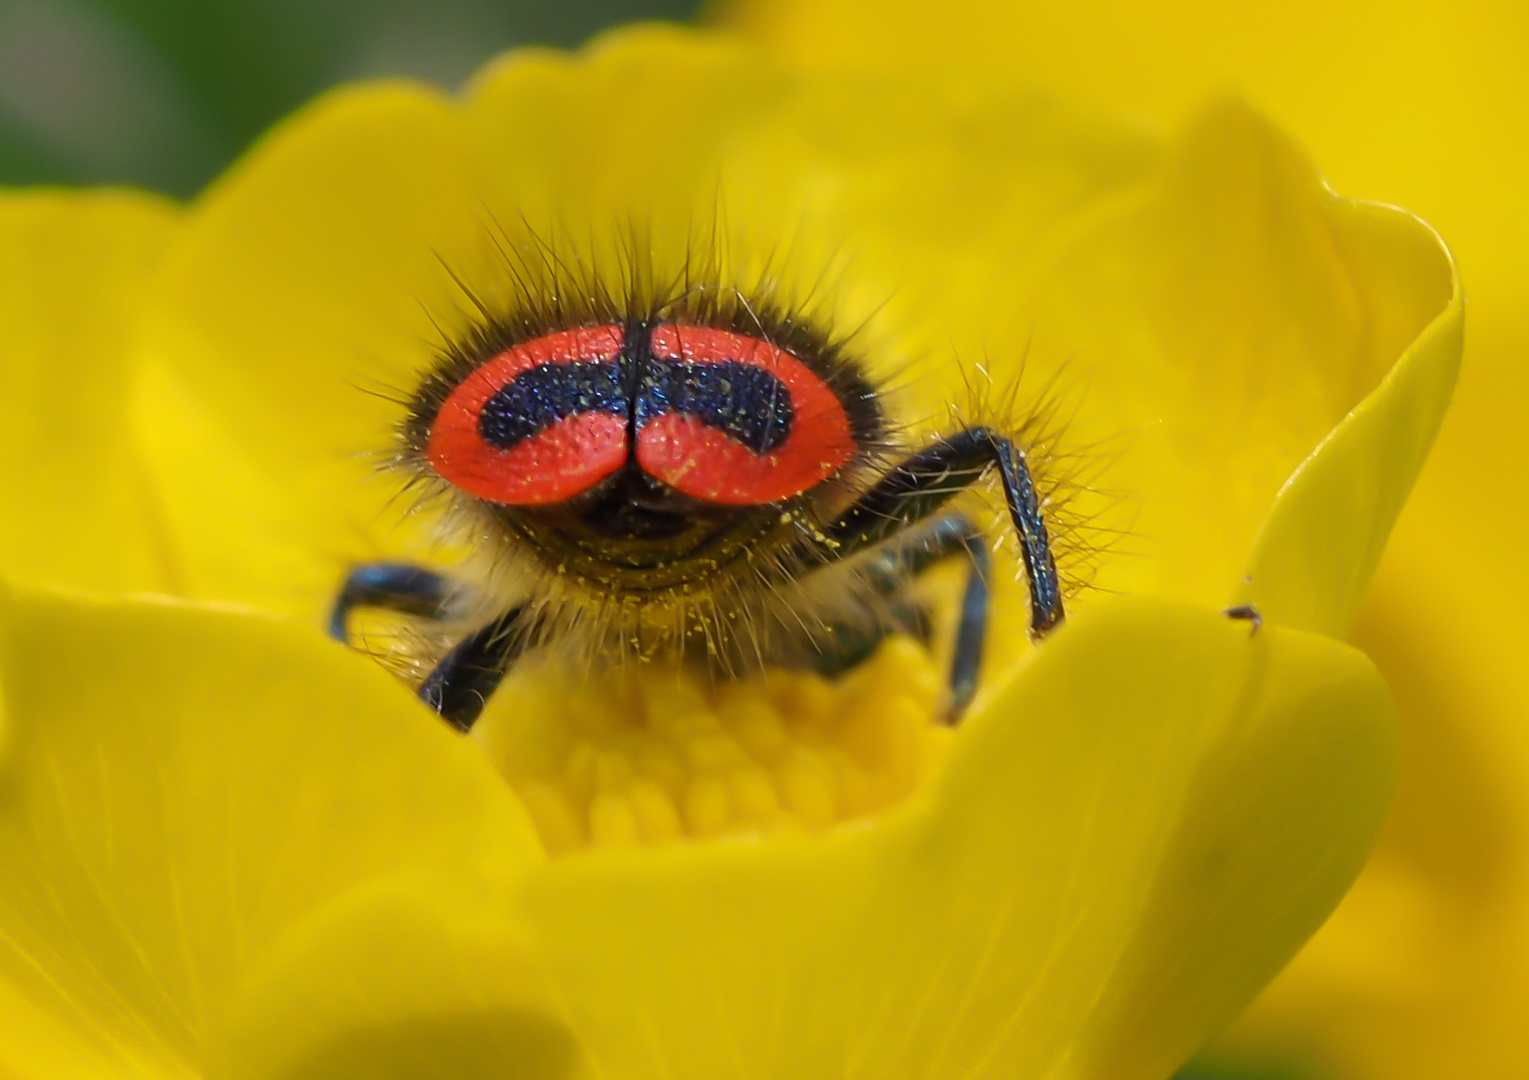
[470,637,951,853]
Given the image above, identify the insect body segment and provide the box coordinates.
[639,325,857,504]
[427,322,858,509]
[428,324,628,505]
[334,301,1069,732]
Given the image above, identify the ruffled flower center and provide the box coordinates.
[470,637,951,853]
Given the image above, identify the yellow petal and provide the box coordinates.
[0,583,540,1078]
[488,597,1393,1080]
[208,876,575,1080]
[78,602,1395,1080]
[0,191,179,594]
[135,82,481,618]
[1005,101,1456,629]
[0,975,136,1080]
[462,26,1154,283]
[1232,197,1460,636]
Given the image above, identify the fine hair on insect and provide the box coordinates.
[330,213,1107,731]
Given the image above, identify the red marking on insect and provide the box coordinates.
[637,325,856,504]
[427,322,857,509]
[427,324,627,505]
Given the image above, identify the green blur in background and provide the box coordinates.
[0,0,701,196]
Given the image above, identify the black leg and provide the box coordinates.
[329,563,528,731]
[418,607,533,732]
[814,511,992,722]
[328,562,453,643]
[944,522,991,719]
[827,427,1064,637]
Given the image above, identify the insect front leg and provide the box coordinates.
[827,427,1064,636]
[329,563,530,732]
[816,428,1065,719]
[418,607,533,732]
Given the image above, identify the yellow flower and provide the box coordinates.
[0,27,1456,1080]
[717,0,1529,1074]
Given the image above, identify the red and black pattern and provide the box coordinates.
[426,322,864,507]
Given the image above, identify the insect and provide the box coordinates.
[1224,603,1263,635]
[329,262,1067,732]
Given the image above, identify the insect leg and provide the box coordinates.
[328,562,452,643]
[826,427,1064,637]
[829,511,992,720]
[922,515,991,719]
[808,521,949,681]
[418,607,533,732]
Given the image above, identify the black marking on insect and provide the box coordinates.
[330,248,1072,732]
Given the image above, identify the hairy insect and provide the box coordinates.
[329,234,1072,731]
